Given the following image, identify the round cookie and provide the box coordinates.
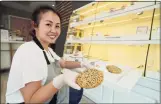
[106,65,122,74]
[76,69,104,89]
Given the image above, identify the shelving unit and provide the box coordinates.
[64,1,160,103]
[70,3,159,28]
[1,40,25,44]
[1,40,25,71]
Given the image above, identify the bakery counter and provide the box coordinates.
[81,61,159,103]
[63,54,160,103]
[83,75,160,103]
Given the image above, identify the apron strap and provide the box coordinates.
[33,36,50,65]
[48,50,54,58]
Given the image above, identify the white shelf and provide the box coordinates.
[146,71,160,81]
[70,4,159,28]
[1,40,25,44]
[66,40,83,44]
[70,15,80,20]
[66,40,160,44]
[64,54,84,58]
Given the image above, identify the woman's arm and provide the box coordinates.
[59,59,93,70]
[20,81,57,103]
[59,59,81,69]
[20,75,64,103]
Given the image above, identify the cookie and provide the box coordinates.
[76,69,104,89]
[106,65,122,74]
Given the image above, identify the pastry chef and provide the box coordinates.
[6,5,93,104]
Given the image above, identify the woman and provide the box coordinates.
[6,5,92,103]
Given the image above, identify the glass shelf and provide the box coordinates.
[70,3,159,28]
[66,39,160,44]
[65,1,160,80]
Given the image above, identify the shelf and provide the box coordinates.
[0,49,17,51]
[70,15,80,20]
[146,70,160,81]
[1,40,25,44]
[63,53,84,58]
[64,44,82,46]
[73,2,154,16]
[70,4,159,28]
[66,40,160,44]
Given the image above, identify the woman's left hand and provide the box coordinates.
[80,61,94,69]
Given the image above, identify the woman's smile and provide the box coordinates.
[48,35,57,39]
[47,32,58,41]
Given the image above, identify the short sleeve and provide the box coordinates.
[15,42,47,85]
[6,42,48,99]
[22,55,45,85]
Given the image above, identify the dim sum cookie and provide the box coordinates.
[76,69,104,89]
[106,65,122,74]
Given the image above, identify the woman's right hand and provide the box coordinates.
[52,69,81,90]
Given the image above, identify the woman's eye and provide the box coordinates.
[46,24,51,27]
[56,25,60,28]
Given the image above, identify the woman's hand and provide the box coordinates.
[53,69,81,90]
[80,61,94,69]
[52,74,65,89]
[62,69,81,90]
[73,60,95,73]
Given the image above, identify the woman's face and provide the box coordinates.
[35,11,61,44]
